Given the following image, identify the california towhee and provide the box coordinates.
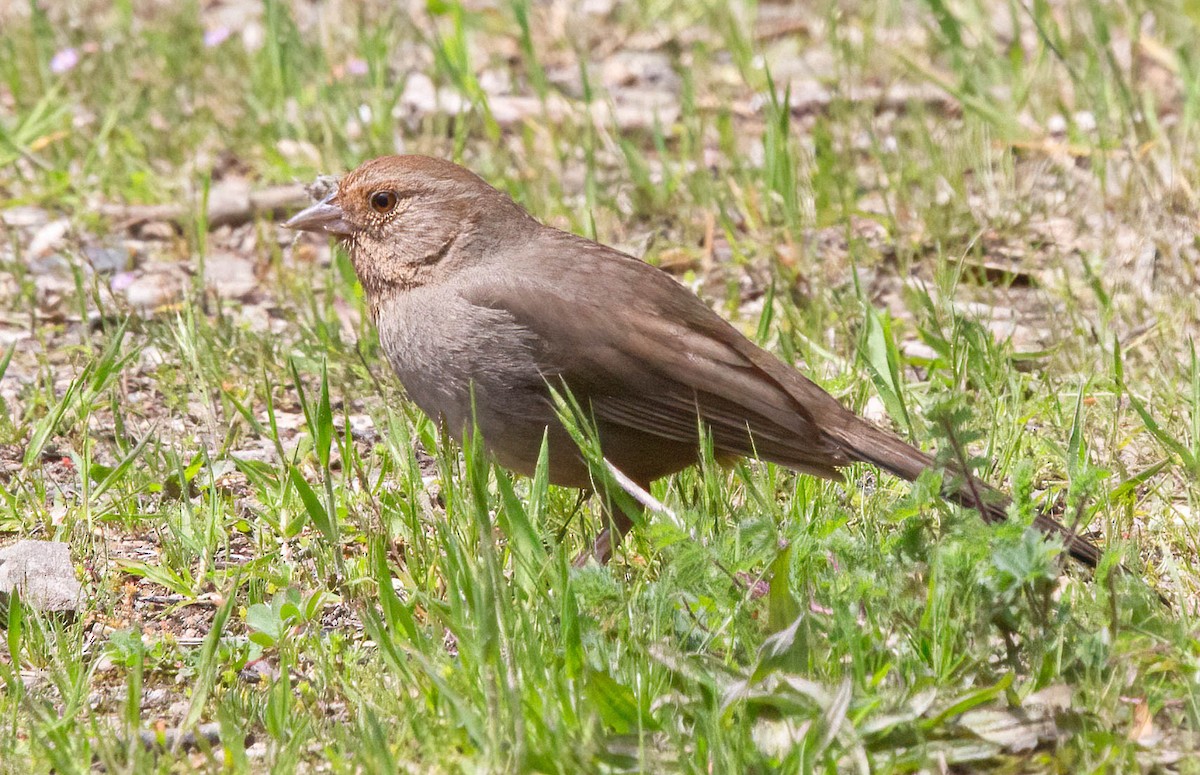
[285,155,1101,568]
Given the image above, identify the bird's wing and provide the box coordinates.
[458,237,851,478]
[458,235,1104,568]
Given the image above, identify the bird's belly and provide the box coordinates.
[375,289,570,471]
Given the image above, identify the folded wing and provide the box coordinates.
[460,236,852,479]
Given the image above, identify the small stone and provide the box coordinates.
[0,327,31,348]
[398,72,467,119]
[21,670,49,691]
[139,345,167,372]
[0,206,51,229]
[861,395,888,424]
[143,688,169,708]
[135,221,177,241]
[27,254,74,276]
[600,51,680,92]
[203,251,257,299]
[27,219,70,260]
[32,263,89,314]
[0,540,83,613]
[138,722,222,751]
[582,0,615,14]
[122,271,183,310]
[84,245,132,273]
[276,139,321,166]
[230,439,277,463]
[346,414,376,441]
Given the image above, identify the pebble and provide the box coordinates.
[143,688,170,708]
[135,221,177,241]
[26,219,70,259]
[0,540,83,613]
[27,254,74,276]
[84,245,132,273]
[139,346,166,371]
[203,251,257,299]
[122,271,183,310]
[0,206,51,229]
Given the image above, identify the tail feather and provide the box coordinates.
[831,418,1102,569]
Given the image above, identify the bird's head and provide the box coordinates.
[284,155,528,297]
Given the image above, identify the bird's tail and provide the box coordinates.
[831,419,1102,568]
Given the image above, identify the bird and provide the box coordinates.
[284,154,1102,569]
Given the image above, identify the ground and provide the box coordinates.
[0,0,1198,771]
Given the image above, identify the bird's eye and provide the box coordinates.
[369,190,398,214]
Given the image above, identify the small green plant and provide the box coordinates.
[245,587,333,649]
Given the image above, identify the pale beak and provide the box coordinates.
[284,193,354,236]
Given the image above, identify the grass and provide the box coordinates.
[1,0,1199,770]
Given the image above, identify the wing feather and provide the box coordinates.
[458,237,850,477]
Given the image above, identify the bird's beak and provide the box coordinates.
[284,193,354,236]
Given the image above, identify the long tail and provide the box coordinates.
[831,419,1102,568]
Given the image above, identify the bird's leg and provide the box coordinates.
[572,488,643,567]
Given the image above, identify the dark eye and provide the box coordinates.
[369,190,398,213]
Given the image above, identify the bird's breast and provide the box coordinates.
[374,287,557,452]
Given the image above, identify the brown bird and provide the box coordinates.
[284,155,1101,568]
